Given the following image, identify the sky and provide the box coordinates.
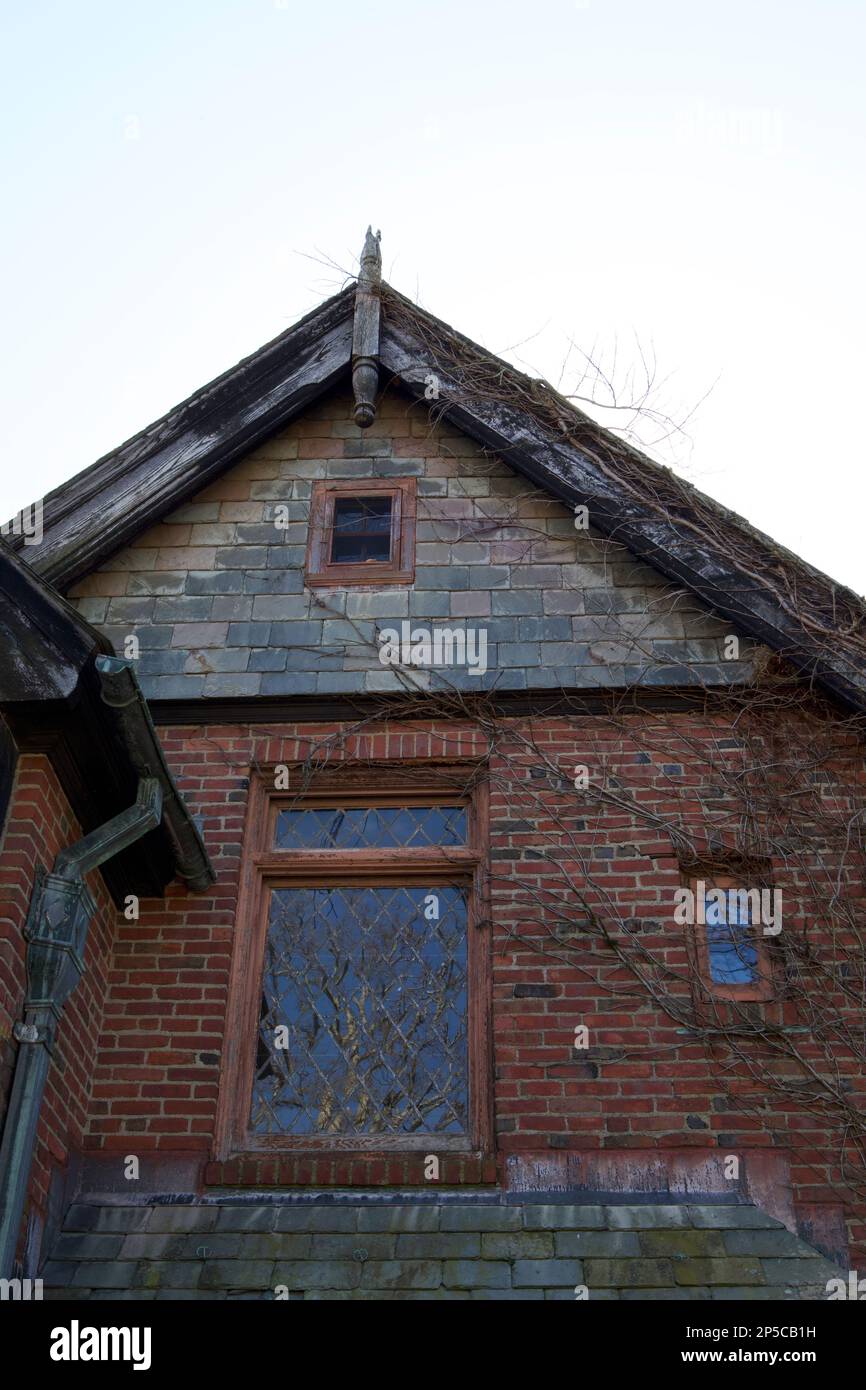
[2,0,864,591]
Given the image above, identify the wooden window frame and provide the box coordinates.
[304,478,416,588]
[685,868,775,1003]
[215,763,491,1161]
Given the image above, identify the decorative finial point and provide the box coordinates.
[352,228,383,428]
[360,226,382,279]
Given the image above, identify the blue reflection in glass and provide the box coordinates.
[251,885,469,1136]
[705,891,759,985]
[275,804,467,850]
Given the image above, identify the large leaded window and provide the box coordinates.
[252,882,469,1137]
[217,768,490,1158]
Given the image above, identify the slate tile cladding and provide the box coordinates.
[65,385,759,699]
[43,1200,842,1300]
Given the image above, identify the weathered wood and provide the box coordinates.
[304,476,415,588]
[0,542,108,702]
[20,289,355,589]
[214,762,489,1161]
[0,716,17,841]
[379,312,866,715]
[145,687,759,725]
[0,542,207,899]
[351,227,381,427]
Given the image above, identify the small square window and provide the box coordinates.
[305,479,416,587]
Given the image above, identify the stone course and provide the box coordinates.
[42,1199,841,1301]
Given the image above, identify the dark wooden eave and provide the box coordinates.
[0,542,213,900]
[21,287,355,590]
[0,536,112,701]
[377,287,866,715]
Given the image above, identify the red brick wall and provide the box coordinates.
[35,712,866,1264]
[0,755,117,1247]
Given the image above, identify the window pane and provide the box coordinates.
[331,496,392,564]
[705,890,759,985]
[275,804,467,849]
[251,885,468,1136]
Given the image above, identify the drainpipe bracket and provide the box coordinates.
[12,1022,40,1045]
[23,868,94,1015]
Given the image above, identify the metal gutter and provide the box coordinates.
[95,655,215,892]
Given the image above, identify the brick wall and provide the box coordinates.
[65,384,759,699]
[0,755,117,1254]
[11,381,863,1265]
[73,712,866,1266]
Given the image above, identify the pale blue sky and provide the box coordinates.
[2,0,864,588]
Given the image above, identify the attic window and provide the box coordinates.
[305,478,416,588]
[331,496,392,564]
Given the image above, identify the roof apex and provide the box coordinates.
[7,277,866,713]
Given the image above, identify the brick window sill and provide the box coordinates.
[204,1154,498,1188]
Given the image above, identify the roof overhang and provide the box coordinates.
[8,280,866,715]
[378,287,866,714]
[0,542,214,900]
[26,288,355,590]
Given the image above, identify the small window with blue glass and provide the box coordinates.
[688,871,773,1001]
[704,889,759,986]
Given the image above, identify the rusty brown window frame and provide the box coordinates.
[215,763,491,1161]
[304,477,416,588]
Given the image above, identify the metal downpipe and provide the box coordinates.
[0,778,162,1276]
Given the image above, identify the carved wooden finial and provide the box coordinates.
[352,227,382,428]
[359,225,382,284]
